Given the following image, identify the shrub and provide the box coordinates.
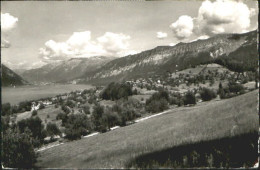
[177,99,184,107]
[184,91,196,105]
[228,82,244,94]
[146,90,169,105]
[200,88,217,101]
[169,97,178,105]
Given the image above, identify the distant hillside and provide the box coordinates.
[79,30,257,85]
[1,64,28,87]
[21,56,116,83]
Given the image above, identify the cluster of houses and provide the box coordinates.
[126,77,166,90]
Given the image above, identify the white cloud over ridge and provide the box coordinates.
[156,32,168,39]
[170,0,257,40]
[197,0,253,35]
[169,43,176,46]
[170,15,194,40]
[1,13,18,48]
[39,31,131,62]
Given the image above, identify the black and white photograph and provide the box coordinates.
[1,0,259,169]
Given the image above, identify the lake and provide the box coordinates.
[2,84,94,105]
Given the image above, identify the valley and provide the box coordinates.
[2,30,259,169]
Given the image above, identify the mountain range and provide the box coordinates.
[8,30,258,85]
[79,30,258,84]
[21,56,116,83]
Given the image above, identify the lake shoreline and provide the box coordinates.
[2,84,94,105]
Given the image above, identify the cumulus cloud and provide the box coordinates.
[97,32,130,55]
[156,32,168,39]
[170,15,194,40]
[1,13,18,48]
[1,13,18,32]
[196,0,254,35]
[39,31,132,62]
[170,0,257,41]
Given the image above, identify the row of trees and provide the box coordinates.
[145,87,219,113]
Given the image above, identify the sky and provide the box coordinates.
[1,0,258,70]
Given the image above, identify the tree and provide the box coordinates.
[218,82,223,90]
[18,101,31,112]
[65,114,92,140]
[146,98,169,113]
[146,90,169,105]
[56,112,68,126]
[61,105,70,114]
[17,116,46,147]
[100,82,134,100]
[92,104,105,131]
[65,100,75,108]
[2,128,37,168]
[184,91,196,105]
[46,123,61,139]
[200,88,217,101]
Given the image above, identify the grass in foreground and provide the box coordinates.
[36,90,258,168]
[126,132,258,168]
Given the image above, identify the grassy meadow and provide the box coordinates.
[15,105,63,127]
[36,90,258,168]
[2,84,93,105]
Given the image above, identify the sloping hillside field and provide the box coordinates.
[37,90,258,168]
